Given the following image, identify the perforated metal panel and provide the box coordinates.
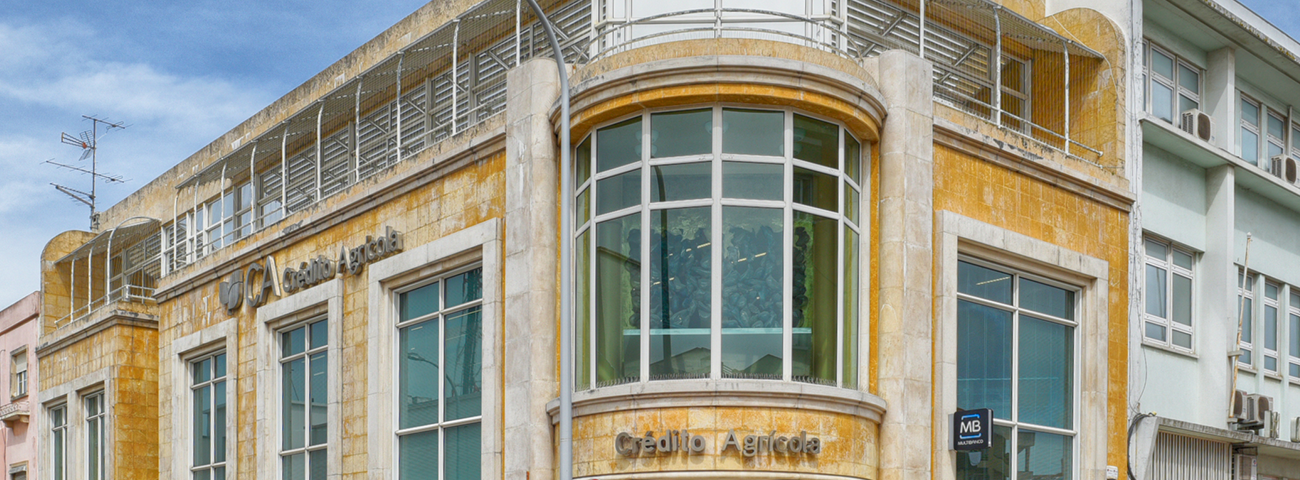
[1147,432,1231,480]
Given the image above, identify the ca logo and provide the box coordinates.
[219,270,244,314]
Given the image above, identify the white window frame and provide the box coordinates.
[11,349,27,399]
[1262,280,1281,375]
[1143,42,1202,123]
[1288,288,1300,380]
[1267,110,1287,160]
[1141,236,1195,352]
[393,265,485,480]
[1240,94,1264,167]
[1238,269,1257,369]
[190,350,228,480]
[49,403,67,480]
[84,391,106,480]
[277,318,329,480]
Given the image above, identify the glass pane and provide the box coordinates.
[1019,278,1075,321]
[283,358,305,450]
[576,230,591,391]
[214,381,227,463]
[1017,429,1072,480]
[1145,322,1166,341]
[1242,99,1260,126]
[1270,142,1284,158]
[399,430,439,480]
[845,133,862,185]
[194,385,212,466]
[88,417,99,480]
[722,162,782,201]
[597,117,642,172]
[1267,283,1279,300]
[195,470,210,480]
[400,321,440,429]
[793,114,838,169]
[1291,362,1300,378]
[446,268,483,308]
[1144,238,1167,259]
[54,429,64,480]
[215,353,226,379]
[1152,82,1173,123]
[309,352,328,446]
[843,229,859,389]
[400,282,440,323]
[445,307,483,420]
[1242,296,1254,343]
[1173,330,1192,349]
[649,208,711,380]
[283,327,306,357]
[1266,356,1278,371]
[1172,250,1192,269]
[194,358,212,384]
[651,163,711,202]
[1241,347,1253,365]
[844,183,859,226]
[793,166,837,212]
[310,320,327,349]
[445,423,482,480]
[955,424,1011,480]
[577,189,590,225]
[576,136,591,186]
[792,212,837,385]
[1152,50,1174,78]
[1292,314,1300,358]
[282,453,306,480]
[723,109,784,156]
[957,300,1012,418]
[307,450,326,480]
[651,109,712,158]
[1180,95,1198,117]
[1019,316,1074,429]
[596,169,641,215]
[1173,274,1192,326]
[958,261,1012,304]
[1178,64,1198,93]
[722,207,783,379]
[596,214,641,386]
[1266,306,1278,350]
[1270,114,1285,139]
[1145,265,1167,318]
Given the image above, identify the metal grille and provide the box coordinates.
[1147,432,1231,480]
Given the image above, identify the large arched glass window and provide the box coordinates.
[573,106,863,390]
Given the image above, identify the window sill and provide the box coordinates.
[1141,341,1198,360]
[546,379,887,424]
[1262,372,1284,382]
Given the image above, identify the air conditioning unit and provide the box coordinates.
[1265,411,1281,439]
[1181,109,1214,142]
[1292,417,1300,442]
[1238,393,1274,432]
[1234,454,1257,480]
[1231,390,1249,423]
[1271,155,1300,185]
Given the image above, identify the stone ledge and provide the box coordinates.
[546,380,888,424]
[35,309,159,357]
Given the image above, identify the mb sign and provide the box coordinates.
[952,408,993,450]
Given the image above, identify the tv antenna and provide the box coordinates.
[48,115,126,231]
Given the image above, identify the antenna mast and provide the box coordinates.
[49,115,126,231]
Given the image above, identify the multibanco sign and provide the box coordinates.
[218,226,404,314]
[614,429,823,458]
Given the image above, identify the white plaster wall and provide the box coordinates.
[1133,347,1204,422]
[1141,19,1209,68]
[1141,145,1207,250]
[1234,189,1300,286]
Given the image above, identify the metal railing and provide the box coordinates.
[586,7,857,63]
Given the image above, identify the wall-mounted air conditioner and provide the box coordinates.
[1231,389,1249,424]
[1271,155,1300,185]
[1265,411,1281,439]
[1181,109,1213,142]
[1292,417,1300,442]
[1234,453,1257,480]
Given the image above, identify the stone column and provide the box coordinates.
[503,59,561,480]
[875,49,935,480]
[1205,48,1236,152]
[1200,164,1236,428]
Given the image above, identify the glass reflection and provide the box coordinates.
[649,208,711,379]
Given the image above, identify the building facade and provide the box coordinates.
[1132,0,1300,478]
[0,293,39,480]
[32,0,1131,479]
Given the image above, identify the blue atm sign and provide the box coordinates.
[952,408,993,450]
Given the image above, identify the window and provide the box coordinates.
[1288,289,1300,378]
[50,404,66,480]
[955,259,1076,480]
[573,106,862,389]
[280,320,327,480]
[11,350,26,398]
[1263,281,1280,373]
[203,184,252,254]
[192,352,228,480]
[1000,56,1031,132]
[396,267,483,480]
[1238,270,1256,367]
[1144,43,1200,123]
[1142,237,1193,350]
[1241,95,1262,167]
[1268,111,1286,160]
[86,392,105,480]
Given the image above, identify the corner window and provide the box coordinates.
[1238,269,1256,367]
[280,320,327,480]
[50,404,67,480]
[396,267,483,480]
[1143,43,1200,123]
[1263,281,1280,374]
[955,259,1076,480]
[1241,96,1262,166]
[1288,289,1300,378]
[192,352,228,480]
[573,106,863,389]
[11,350,26,398]
[1141,236,1193,351]
[86,392,105,480]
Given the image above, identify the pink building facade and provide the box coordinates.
[0,293,38,480]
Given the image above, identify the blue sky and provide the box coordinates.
[0,0,426,306]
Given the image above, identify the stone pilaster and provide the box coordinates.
[875,49,935,480]
[503,59,560,480]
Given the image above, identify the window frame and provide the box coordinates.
[392,265,485,480]
[1140,236,1195,352]
[49,403,67,480]
[277,318,329,480]
[954,255,1081,480]
[573,104,865,389]
[84,391,106,480]
[1262,280,1281,375]
[1238,269,1257,369]
[190,350,228,480]
[1142,42,1202,123]
[1288,288,1300,380]
[1240,94,1264,167]
[11,349,27,399]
